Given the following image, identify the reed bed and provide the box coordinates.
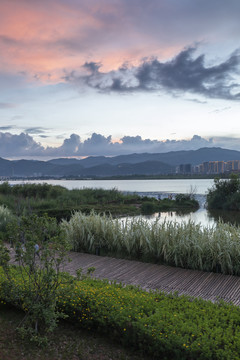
[62,211,240,275]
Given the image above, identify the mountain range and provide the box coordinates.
[1,147,240,178]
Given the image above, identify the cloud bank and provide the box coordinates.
[1,132,240,159]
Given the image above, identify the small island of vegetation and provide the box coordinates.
[0,182,199,220]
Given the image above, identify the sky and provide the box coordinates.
[0,0,240,159]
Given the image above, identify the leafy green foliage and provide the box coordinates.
[207,174,240,210]
[2,268,240,359]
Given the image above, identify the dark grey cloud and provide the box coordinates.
[1,131,240,159]
[0,132,45,157]
[41,133,240,156]
[118,134,213,154]
[0,131,235,159]
[44,134,82,157]
[64,47,240,100]
[59,134,81,152]
[45,133,113,157]
[83,62,102,74]
[84,133,112,147]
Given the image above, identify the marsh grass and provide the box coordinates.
[62,211,240,274]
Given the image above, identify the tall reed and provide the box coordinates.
[62,211,240,275]
[0,205,15,234]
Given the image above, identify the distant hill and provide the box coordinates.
[48,158,81,165]
[48,147,240,167]
[76,161,174,177]
[1,147,240,177]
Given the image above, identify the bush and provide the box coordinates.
[2,268,240,359]
[207,174,240,210]
[141,201,158,214]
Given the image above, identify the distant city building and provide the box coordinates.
[226,160,240,172]
[178,160,240,175]
[178,164,192,174]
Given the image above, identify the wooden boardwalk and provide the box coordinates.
[63,252,240,306]
[7,246,240,306]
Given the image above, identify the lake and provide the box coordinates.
[7,178,239,227]
[8,178,213,194]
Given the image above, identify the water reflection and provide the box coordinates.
[143,208,216,227]
[208,209,240,226]
[133,209,240,228]
[121,208,217,228]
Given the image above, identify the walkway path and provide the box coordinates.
[7,244,240,306]
[63,252,240,306]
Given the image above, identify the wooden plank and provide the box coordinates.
[6,244,240,305]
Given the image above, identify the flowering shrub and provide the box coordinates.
[1,266,240,359]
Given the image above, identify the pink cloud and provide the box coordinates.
[0,0,185,84]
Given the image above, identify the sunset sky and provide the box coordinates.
[1,0,240,159]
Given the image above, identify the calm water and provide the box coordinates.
[9,178,213,194]
[7,178,240,227]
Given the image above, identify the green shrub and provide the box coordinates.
[141,201,158,214]
[2,267,240,359]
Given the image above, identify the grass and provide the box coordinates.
[62,210,240,275]
[0,303,151,360]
